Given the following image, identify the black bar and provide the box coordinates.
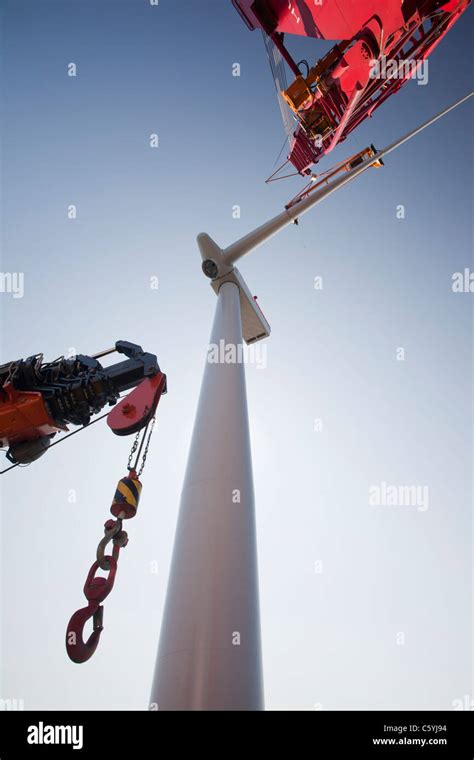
[0,710,472,756]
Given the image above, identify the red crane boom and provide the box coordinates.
[233,0,470,176]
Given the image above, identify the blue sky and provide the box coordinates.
[0,0,472,709]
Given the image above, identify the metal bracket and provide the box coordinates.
[210,268,270,345]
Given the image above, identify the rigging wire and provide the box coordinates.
[261,31,294,147]
[271,134,291,169]
[0,411,110,476]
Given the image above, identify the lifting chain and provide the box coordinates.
[137,416,155,477]
[65,417,156,664]
[127,409,155,477]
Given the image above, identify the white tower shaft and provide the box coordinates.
[150,282,264,710]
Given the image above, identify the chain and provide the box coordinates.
[138,416,156,477]
[127,431,141,470]
[126,410,156,477]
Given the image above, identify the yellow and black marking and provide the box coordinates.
[111,475,142,519]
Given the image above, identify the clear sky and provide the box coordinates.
[0,0,472,710]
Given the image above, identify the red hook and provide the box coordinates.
[66,556,118,664]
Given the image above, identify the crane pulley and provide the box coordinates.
[0,338,167,663]
[0,340,165,466]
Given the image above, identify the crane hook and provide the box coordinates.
[66,556,118,664]
[66,602,104,664]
